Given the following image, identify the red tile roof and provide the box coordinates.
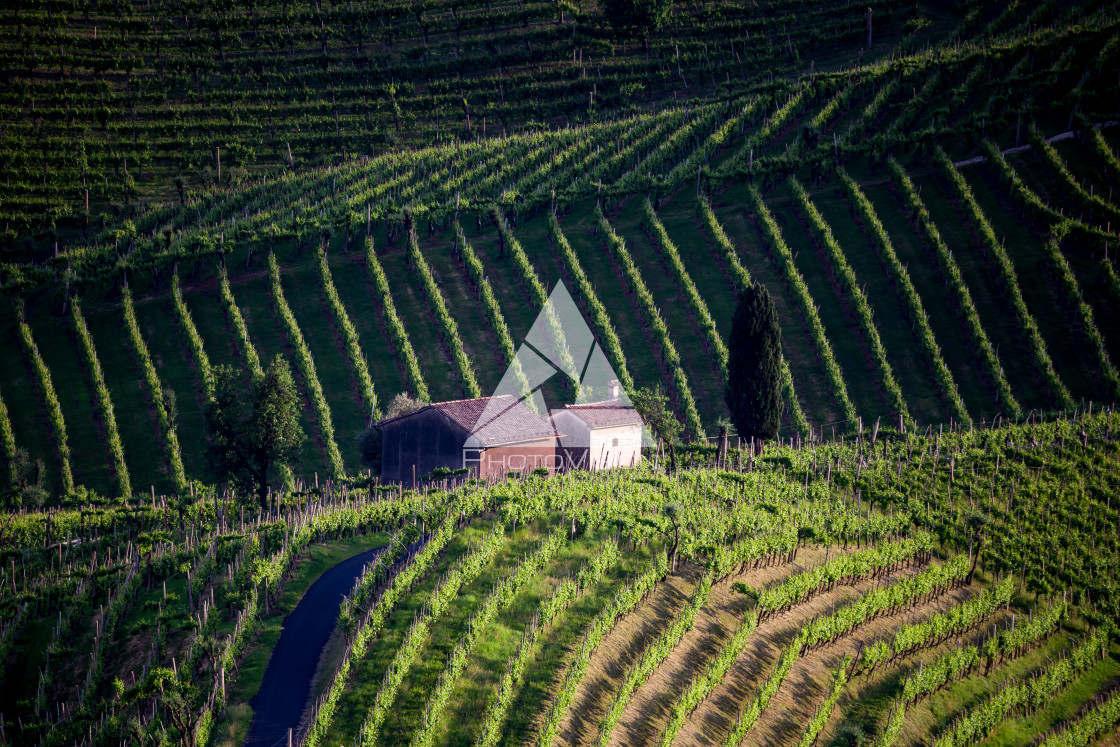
[561,401,644,429]
[380,395,557,447]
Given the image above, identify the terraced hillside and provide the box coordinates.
[2,0,1120,496]
[4,1,1120,745]
[1,411,1118,747]
[0,0,945,236]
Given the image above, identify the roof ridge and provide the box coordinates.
[431,394,512,407]
[564,402,630,408]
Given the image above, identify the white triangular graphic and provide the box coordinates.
[467,280,653,468]
[525,282,595,381]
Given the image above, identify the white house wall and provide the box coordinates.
[587,424,642,470]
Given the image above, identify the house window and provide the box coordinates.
[612,438,619,447]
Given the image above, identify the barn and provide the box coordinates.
[377,395,561,484]
[550,382,644,471]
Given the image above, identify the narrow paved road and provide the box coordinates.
[244,543,388,747]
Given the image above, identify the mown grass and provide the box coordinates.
[773,182,890,424]
[178,270,244,372]
[608,195,729,434]
[27,309,114,496]
[419,224,507,394]
[708,186,842,430]
[509,208,583,410]
[658,189,737,342]
[379,525,552,745]
[271,251,369,470]
[969,161,1104,404]
[555,200,666,399]
[862,179,998,420]
[890,626,1109,747]
[230,262,331,480]
[322,248,410,405]
[911,171,1051,414]
[0,314,61,495]
[979,654,1120,746]
[377,243,463,403]
[498,540,667,747]
[812,182,946,426]
[134,289,211,483]
[6,136,1120,497]
[85,302,169,494]
[421,527,621,747]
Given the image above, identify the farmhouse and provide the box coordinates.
[550,381,644,471]
[377,395,561,484]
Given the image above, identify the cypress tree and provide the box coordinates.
[725,282,783,443]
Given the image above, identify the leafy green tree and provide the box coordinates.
[6,447,48,509]
[160,677,200,746]
[631,385,681,473]
[836,722,868,747]
[205,356,304,507]
[384,391,427,419]
[725,283,783,446]
[603,0,670,46]
[357,428,382,474]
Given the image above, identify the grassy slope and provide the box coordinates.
[978,655,1120,746]
[377,241,463,403]
[420,225,507,394]
[507,211,585,409]
[607,195,728,433]
[380,528,550,745]
[812,184,945,426]
[328,519,493,745]
[0,315,61,495]
[496,546,664,747]
[556,200,685,417]
[1051,139,1120,367]
[709,186,843,430]
[135,289,211,482]
[658,191,736,342]
[657,189,746,424]
[773,182,890,423]
[84,302,168,492]
[322,248,410,405]
[969,160,1103,403]
[912,171,1051,413]
[863,179,998,419]
[231,259,331,479]
[7,147,1120,493]
[272,247,369,470]
[29,308,114,496]
[433,534,644,747]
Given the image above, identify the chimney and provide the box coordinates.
[608,379,620,400]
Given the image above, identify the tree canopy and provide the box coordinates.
[205,356,304,506]
[602,0,671,41]
[631,385,681,473]
[726,282,783,445]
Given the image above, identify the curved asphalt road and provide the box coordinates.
[244,543,388,747]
